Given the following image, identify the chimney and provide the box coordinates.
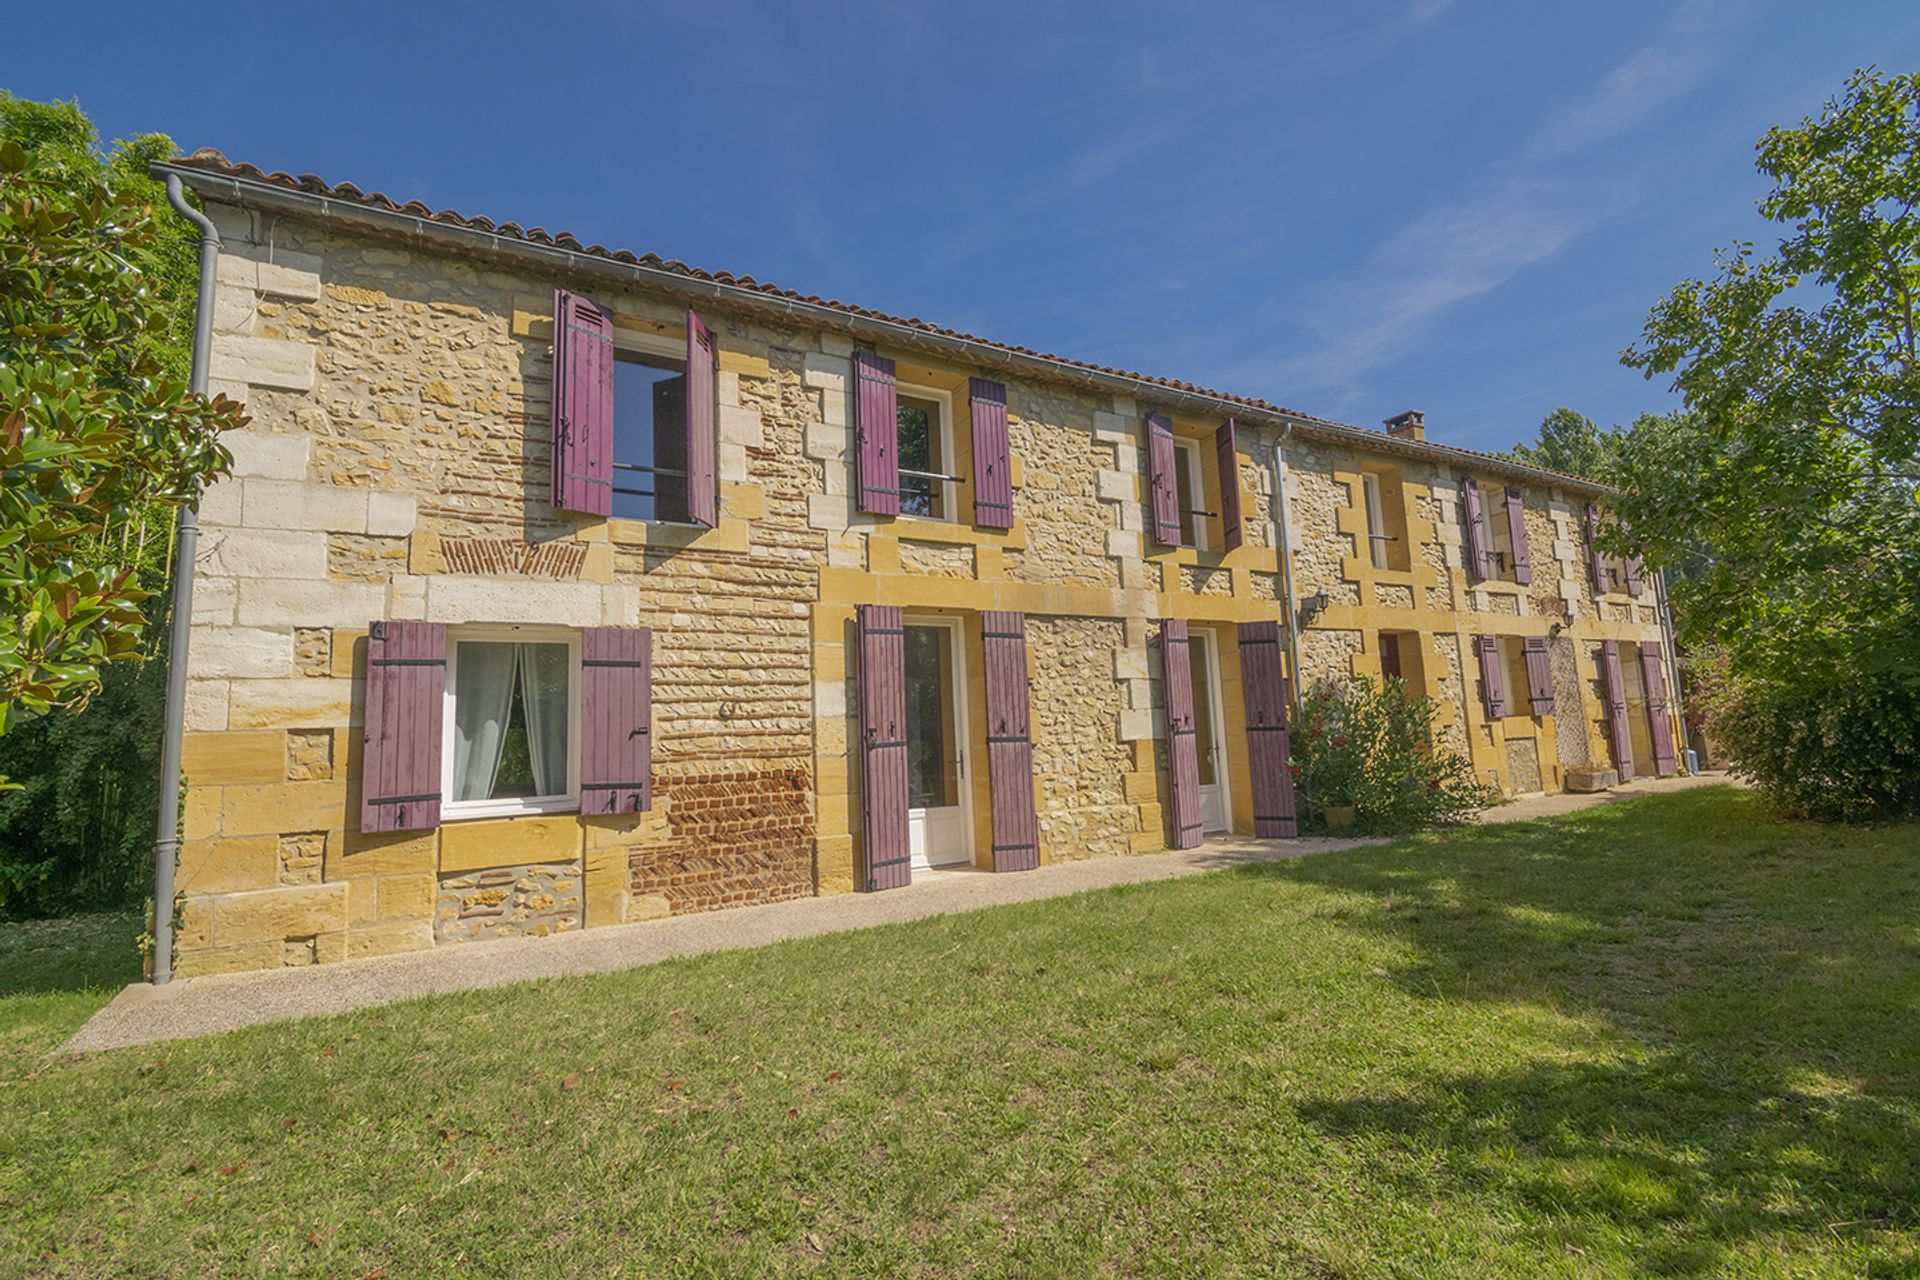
[1383,409,1425,442]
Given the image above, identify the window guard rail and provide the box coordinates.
[898,466,968,484]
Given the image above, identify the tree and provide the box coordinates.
[0,127,240,740]
[1503,406,1623,481]
[1616,67,1920,821]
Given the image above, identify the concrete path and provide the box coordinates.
[62,773,1733,1054]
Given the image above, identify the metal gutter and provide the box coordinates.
[153,161,1610,500]
[149,174,219,985]
[1271,426,1307,715]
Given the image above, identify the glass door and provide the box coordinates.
[1188,628,1231,833]
[904,618,972,869]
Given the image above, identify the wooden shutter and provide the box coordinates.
[1146,413,1181,546]
[1523,636,1554,716]
[682,310,718,528]
[982,610,1038,871]
[1640,646,1678,776]
[360,620,446,834]
[1475,635,1508,719]
[1601,640,1634,776]
[1159,618,1204,849]
[1504,487,1532,585]
[1461,477,1492,581]
[1379,632,1403,683]
[551,289,614,517]
[852,352,900,516]
[1584,502,1609,594]
[969,377,1014,530]
[582,626,652,814]
[1622,555,1645,597]
[1215,418,1243,551]
[858,605,911,889]
[1237,620,1297,838]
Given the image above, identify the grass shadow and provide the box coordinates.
[0,910,143,998]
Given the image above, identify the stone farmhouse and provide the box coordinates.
[158,151,1681,977]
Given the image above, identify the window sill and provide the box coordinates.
[880,514,1029,551]
[441,797,579,823]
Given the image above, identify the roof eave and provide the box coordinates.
[155,159,1611,498]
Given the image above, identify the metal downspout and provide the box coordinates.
[1271,426,1305,716]
[150,174,218,984]
[1656,569,1690,771]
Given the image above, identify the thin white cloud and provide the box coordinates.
[1526,44,1708,159]
[1257,183,1613,396]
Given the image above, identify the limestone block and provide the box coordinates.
[181,730,285,785]
[423,576,607,627]
[197,477,243,527]
[1092,410,1134,440]
[367,491,418,537]
[189,625,294,679]
[224,430,312,480]
[190,574,239,626]
[439,814,583,872]
[216,248,322,300]
[386,574,428,620]
[628,893,672,921]
[805,424,847,461]
[719,404,765,449]
[226,676,355,730]
[186,679,229,732]
[346,920,436,960]
[1113,646,1149,681]
[808,493,873,532]
[174,941,283,979]
[819,333,857,358]
[801,352,849,389]
[219,780,348,835]
[211,882,348,946]
[1095,469,1137,503]
[1105,529,1140,559]
[241,479,368,533]
[717,370,741,407]
[1118,707,1155,741]
[235,578,386,629]
[212,288,256,336]
[199,528,327,579]
[1566,765,1617,792]
[377,873,436,921]
[211,334,316,391]
[600,584,641,626]
[820,386,848,428]
[719,440,749,483]
[177,836,278,895]
[814,679,846,718]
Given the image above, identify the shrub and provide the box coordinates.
[1691,644,1920,824]
[1291,677,1493,835]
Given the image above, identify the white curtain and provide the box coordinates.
[518,643,570,797]
[451,642,517,802]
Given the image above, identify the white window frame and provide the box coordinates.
[1174,437,1209,551]
[441,623,584,821]
[895,381,957,524]
[1361,471,1390,570]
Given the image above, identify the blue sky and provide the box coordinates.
[12,1,1920,452]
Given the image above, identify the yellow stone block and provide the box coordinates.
[347,876,380,925]
[1122,772,1160,804]
[220,781,350,837]
[178,896,214,948]
[181,731,285,785]
[212,882,348,946]
[177,836,277,895]
[183,786,222,841]
[334,826,437,876]
[582,812,648,849]
[346,920,434,961]
[629,893,672,921]
[174,940,281,978]
[313,931,347,965]
[439,814,583,873]
[579,540,614,584]
[717,349,772,378]
[408,529,444,575]
[331,630,367,679]
[378,873,435,921]
[722,482,765,520]
[1129,831,1166,854]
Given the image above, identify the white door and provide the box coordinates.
[1188,628,1231,833]
[904,618,973,869]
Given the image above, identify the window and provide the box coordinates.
[1361,473,1391,569]
[442,627,581,819]
[612,345,689,523]
[1502,638,1532,717]
[1174,438,1207,550]
[896,384,955,521]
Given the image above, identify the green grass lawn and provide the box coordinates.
[1,786,1916,1277]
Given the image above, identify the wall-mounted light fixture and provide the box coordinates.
[1548,606,1575,639]
[1298,589,1331,629]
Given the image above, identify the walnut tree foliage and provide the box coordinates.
[1503,406,1624,482]
[1617,67,1920,820]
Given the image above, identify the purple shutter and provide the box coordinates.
[982,610,1038,871]
[852,352,900,516]
[1146,413,1181,546]
[1584,502,1609,594]
[1640,646,1677,776]
[1461,477,1492,581]
[1159,618,1204,848]
[1237,620,1297,838]
[582,626,652,813]
[1505,487,1532,585]
[551,289,613,517]
[1523,636,1555,716]
[969,377,1014,530]
[1622,554,1645,597]
[1601,640,1634,776]
[1476,636,1508,718]
[360,620,445,834]
[1215,418,1243,551]
[683,310,718,528]
[858,605,910,889]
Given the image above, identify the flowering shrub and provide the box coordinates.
[1290,677,1493,835]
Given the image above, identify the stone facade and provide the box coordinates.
[163,166,1682,978]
